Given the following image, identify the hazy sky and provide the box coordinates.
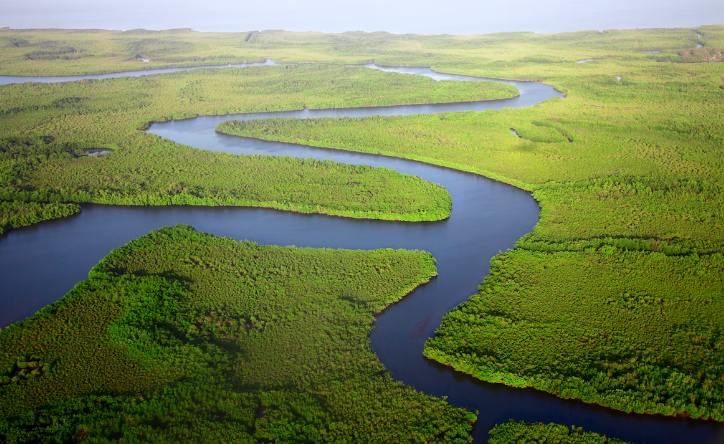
[3,0,723,34]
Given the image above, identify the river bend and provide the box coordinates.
[0,62,721,444]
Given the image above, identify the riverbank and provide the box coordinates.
[216,28,724,426]
[1,225,478,443]
[0,64,522,236]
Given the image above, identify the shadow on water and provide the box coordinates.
[0,62,722,444]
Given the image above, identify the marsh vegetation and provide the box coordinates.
[0,64,520,233]
[0,24,723,441]
[0,225,475,443]
[211,27,724,421]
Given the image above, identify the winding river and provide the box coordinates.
[1,62,723,444]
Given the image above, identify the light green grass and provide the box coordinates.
[0,64,521,232]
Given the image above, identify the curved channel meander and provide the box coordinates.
[1,62,722,444]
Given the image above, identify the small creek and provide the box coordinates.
[696,31,705,47]
[0,59,280,85]
[0,61,722,444]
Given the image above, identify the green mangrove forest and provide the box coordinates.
[488,421,631,444]
[211,28,724,420]
[0,64,521,232]
[0,225,476,443]
[1,24,723,442]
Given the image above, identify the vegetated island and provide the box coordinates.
[488,421,631,444]
[0,64,519,234]
[213,27,724,420]
[0,225,476,443]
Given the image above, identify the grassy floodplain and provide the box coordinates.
[210,28,724,420]
[0,65,520,233]
[0,26,721,76]
[0,225,476,443]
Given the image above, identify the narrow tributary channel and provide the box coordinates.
[0,62,722,444]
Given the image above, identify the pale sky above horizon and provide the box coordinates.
[3,0,723,34]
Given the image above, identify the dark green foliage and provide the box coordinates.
[0,38,31,48]
[11,149,452,221]
[212,32,724,420]
[2,24,724,424]
[425,248,724,420]
[0,225,475,443]
[488,421,630,444]
[0,201,80,234]
[0,356,51,386]
[24,47,81,61]
[0,133,450,224]
[125,38,196,60]
[0,64,519,233]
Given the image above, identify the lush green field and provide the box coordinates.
[0,65,521,232]
[1,136,453,223]
[2,24,724,428]
[214,29,724,420]
[488,421,630,444]
[0,225,475,443]
[0,26,721,76]
[427,249,724,418]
